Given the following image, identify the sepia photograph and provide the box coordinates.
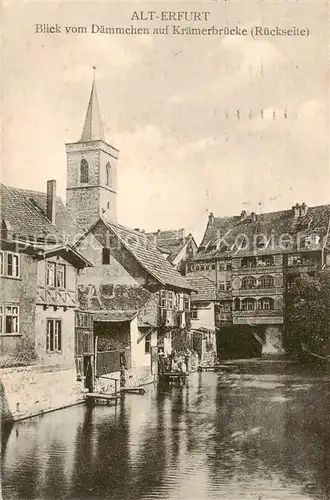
[0,1,329,499]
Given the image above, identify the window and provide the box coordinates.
[76,312,92,328]
[46,262,56,286]
[221,302,232,312]
[196,265,200,271]
[259,275,274,289]
[257,255,274,267]
[145,334,151,354]
[0,306,3,333]
[4,306,19,334]
[106,162,112,186]
[234,298,241,311]
[218,282,225,291]
[191,306,198,319]
[211,263,216,270]
[46,261,66,288]
[56,264,66,288]
[260,298,274,310]
[177,293,184,311]
[242,276,257,289]
[102,248,110,265]
[200,264,205,271]
[0,252,4,275]
[46,319,62,352]
[205,263,210,271]
[288,254,301,267]
[168,291,174,310]
[242,298,256,311]
[305,234,320,247]
[226,281,232,291]
[160,290,167,309]
[184,296,190,312]
[218,261,226,271]
[7,252,20,277]
[80,159,89,183]
[241,257,256,269]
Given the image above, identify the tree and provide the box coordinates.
[285,270,330,357]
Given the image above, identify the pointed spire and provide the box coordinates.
[80,67,105,142]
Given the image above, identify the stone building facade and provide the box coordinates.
[187,204,330,356]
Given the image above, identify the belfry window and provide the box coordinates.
[106,162,112,186]
[80,159,89,183]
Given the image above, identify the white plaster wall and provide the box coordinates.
[130,318,157,368]
[191,302,215,331]
[34,306,75,366]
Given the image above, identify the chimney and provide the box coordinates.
[208,213,214,226]
[240,210,247,221]
[301,202,308,216]
[292,203,300,218]
[46,180,56,224]
[251,212,257,223]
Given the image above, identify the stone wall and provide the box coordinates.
[0,364,84,424]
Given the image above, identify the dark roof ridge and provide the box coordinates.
[105,218,149,238]
[211,203,330,221]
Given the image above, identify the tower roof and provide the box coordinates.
[80,77,105,142]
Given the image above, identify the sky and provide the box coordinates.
[2,0,329,242]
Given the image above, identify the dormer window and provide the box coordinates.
[80,159,89,183]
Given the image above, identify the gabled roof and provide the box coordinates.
[186,275,217,302]
[80,79,105,142]
[147,229,197,263]
[80,218,194,290]
[196,204,330,259]
[1,183,84,245]
[104,219,194,290]
[41,245,92,269]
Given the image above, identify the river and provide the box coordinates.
[2,367,330,500]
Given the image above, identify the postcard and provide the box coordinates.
[1,1,329,499]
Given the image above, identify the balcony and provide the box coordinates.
[232,309,283,325]
[232,287,283,297]
[232,265,283,275]
[285,263,319,275]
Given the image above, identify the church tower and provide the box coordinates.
[66,72,119,228]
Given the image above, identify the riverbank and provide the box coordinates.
[3,369,330,500]
[0,364,84,425]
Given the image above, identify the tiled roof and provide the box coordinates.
[1,183,84,245]
[94,310,138,322]
[102,219,194,290]
[186,275,216,302]
[147,229,196,263]
[196,205,330,259]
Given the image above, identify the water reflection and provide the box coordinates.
[2,371,330,499]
